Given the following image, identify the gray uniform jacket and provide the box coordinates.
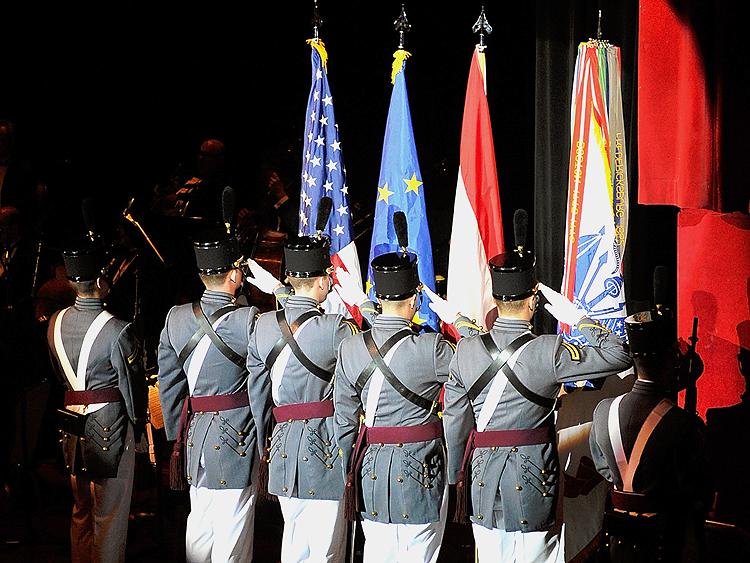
[47,297,146,478]
[444,317,630,532]
[158,290,261,490]
[589,379,711,510]
[335,316,455,525]
[247,295,357,501]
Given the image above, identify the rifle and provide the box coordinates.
[683,316,699,415]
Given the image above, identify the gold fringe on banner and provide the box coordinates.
[306,38,328,71]
[391,49,411,84]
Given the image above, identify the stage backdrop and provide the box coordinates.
[677,209,750,418]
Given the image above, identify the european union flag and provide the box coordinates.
[367,51,438,331]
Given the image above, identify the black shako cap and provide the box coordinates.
[62,239,108,282]
[193,228,241,275]
[488,250,537,301]
[284,236,331,278]
[625,310,675,357]
[371,251,420,300]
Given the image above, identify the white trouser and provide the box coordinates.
[278,497,347,563]
[472,524,561,563]
[70,424,135,563]
[186,462,258,563]
[361,485,449,563]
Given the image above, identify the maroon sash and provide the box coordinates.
[64,387,122,405]
[273,400,334,422]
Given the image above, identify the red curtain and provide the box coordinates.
[637,0,719,209]
[677,210,750,418]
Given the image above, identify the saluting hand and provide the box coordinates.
[538,283,587,326]
[245,258,283,294]
[333,267,369,306]
[423,286,461,325]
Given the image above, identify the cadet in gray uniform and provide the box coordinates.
[246,230,358,563]
[589,309,711,563]
[47,240,147,563]
[157,231,264,563]
[333,213,457,563]
[443,215,631,563]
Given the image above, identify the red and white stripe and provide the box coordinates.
[447,47,504,330]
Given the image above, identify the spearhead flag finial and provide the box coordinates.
[472,6,493,48]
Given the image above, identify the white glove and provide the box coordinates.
[423,286,461,324]
[333,267,369,306]
[538,283,586,326]
[245,258,282,294]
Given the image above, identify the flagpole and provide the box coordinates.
[312,0,322,41]
[472,5,492,49]
[393,3,411,49]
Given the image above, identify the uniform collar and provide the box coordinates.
[74,297,104,311]
[492,317,533,332]
[286,295,320,310]
[373,315,412,330]
[632,378,667,396]
[201,290,235,305]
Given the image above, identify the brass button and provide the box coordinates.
[516,485,523,491]
[542,481,548,486]
[379,443,384,447]
[541,469,547,475]
[103,437,109,442]
[324,452,332,458]
[103,427,109,432]
[282,486,288,492]
[325,464,333,469]
[303,457,309,461]
[478,481,485,487]
[511,447,518,453]
[81,467,87,472]
[371,474,377,480]
[491,446,497,451]
[187,475,192,481]
[424,484,433,489]
[213,411,219,415]
[80,437,86,442]
[240,452,246,457]
[188,442,193,447]
[397,476,404,483]
[371,511,378,517]
[102,447,109,451]
[402,513,409,519]
[214,445,221,450]
[288,418,293,423]
[303,419,309,424]
[324,441,331,446]
[397,443,403,447]
[219,480,226,485]
[520,519,528,525]
[477,514,484,520]
[308,489,315,496]
[238,441,245,446]
[281,453,288,459]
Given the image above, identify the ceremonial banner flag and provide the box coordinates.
[447,45,504,330]
[299,39,362,323]
[367,50,438,331]
[561,41,629,343]
[557,39,631,562]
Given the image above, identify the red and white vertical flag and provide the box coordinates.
[447,46,504,330]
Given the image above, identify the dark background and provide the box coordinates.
[1,2,536,278]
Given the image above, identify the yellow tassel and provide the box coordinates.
[306,38,328,71]
[391,49,412,84]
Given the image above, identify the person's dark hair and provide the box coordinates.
[494,298,529,315]
[199,270,232,289]
[69,280,98,297]
[288,276,320,292]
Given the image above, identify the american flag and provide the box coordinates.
[299,39,362,321]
